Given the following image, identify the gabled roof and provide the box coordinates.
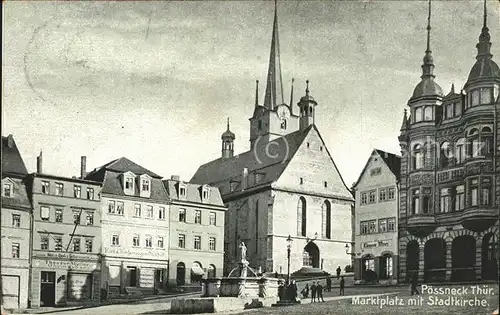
[163,180,225,207]
[1,176,32,210]
[2,135,28,175]
[352,149,401,189]
[85,157,162,179]
[190,125,313,188]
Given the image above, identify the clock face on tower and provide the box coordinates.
[276,105,290,120]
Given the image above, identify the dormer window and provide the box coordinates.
[202,186,209,200]
[3,183,13,197]
[179,184,186,197]
[125,178,134,190]
[141,179,150,192]
[123,172,136,196]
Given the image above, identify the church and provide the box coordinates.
[190,1,354,276]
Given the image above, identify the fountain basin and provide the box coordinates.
[202,277,279,298]
[171,297,278,314]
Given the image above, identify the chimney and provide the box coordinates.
[171,175,180,181]
[80,156,87,179]
[241,168,248,190]
[6,134,14,148]
[37,151,43,174]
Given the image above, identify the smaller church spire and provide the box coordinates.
[221,117,235,159]
[255,80,259,107]
[289,78,294,115]
[421,0,435,79]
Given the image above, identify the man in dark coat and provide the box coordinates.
[339,276,345,296]
[326,276,332,292]
[310,282,317,303]
[336,266,341,279]
[411,272,420,295]
[317,282,325,302]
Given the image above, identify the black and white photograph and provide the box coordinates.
[1,0,499,314]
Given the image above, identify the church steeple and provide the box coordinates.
[221,118,235,159]
[263,0,284,110]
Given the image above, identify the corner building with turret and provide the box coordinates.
[398,0,499,283]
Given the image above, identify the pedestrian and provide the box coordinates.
[317,282,325,302]
[326,276,332,292]
[336,266,341,280]
[410,272,419,295]
[310,282,317,303]
[291,280,298,302]
[275,271,279,279]
[339,276,345,296]
[301,283,309,298]
[278,281,285,301]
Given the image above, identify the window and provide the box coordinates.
[3,183,12,197]
[440,188,451,213]
[455,138,465,164]
[361,193,368,205]
[209,212,216,226]
[134,204,141,217]
[41,236,49,250]
[440,142,451,168]
[481,127,494,156]
[454,102,462,116]
[414,107,423,122]
[194,210,202,224]
[125,177,134,190]
[55,183,64,196]
[424,106,433,120]
[387,218,396,232]
[179,209,186,222]
[42,181,50,194]
[320,146,323,151]
[108,201,116,214]
[85,239,92,252]
[323,200,332,239]
[40,206,50,221]
[146,205,153,218]
[203,188,209,199]
[157,237,164,248]
[422,195,431,214]
[158,207,166,220]
[73,211,80,225]
[86,188,94,200]
[141,179,150,192]
[481,187,490,205]
[471,90,480,106]
[72,238,81,252]
[55,209,63,222]
[360,221,369,234]
[413,144,425,169]
[85,212,94,225]
[178,234,186,248]
[470,179,479,206]
[112,234,120,246]
[12,243,20,258]
[12,214,20,227]
[368,220,376,233]
[379,219,387,233]
[209,237,216,251]
[297,197,307,237]
[388,188,396,200]
[117,201,124,215]
[480,87,492,104]
[133,234,140,247]
[379,189,387,202]
[179,186,186,196]
[54,237,63,251]
[258,120,262,130]
[194,236,201,250]
[412,189,420,215]
[445,103,454,119]
[145,235,152,248]
[455,185,465,211]
[369,191,376,203]
[74,185,81,198]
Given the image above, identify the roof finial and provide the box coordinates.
[290,78,295,112]
[426,0,431,52]
[227,117,230,130]
[475,0,492,60]
[483,0,487,29]
[305,80,310,96]
[255,80,259,107]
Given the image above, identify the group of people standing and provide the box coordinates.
[300,275,345,302]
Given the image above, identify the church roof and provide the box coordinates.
[2,135,28,175]
[190,125,314,188]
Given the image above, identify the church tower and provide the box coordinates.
[249,0,299,149]
[298,80,317,130]
[221,118,235,159]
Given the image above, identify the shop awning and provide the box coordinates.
[191,265,205,276]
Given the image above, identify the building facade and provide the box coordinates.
[352,149,400,284]
[163,177,226,286]
[1,135,31,310]
[28,158,103,307]
[190,2,353,277]
[398,1,499,283]
[85,157,170,295]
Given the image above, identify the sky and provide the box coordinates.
[2,0,500,187]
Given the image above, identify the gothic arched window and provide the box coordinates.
[297,197,307,237]
[322,201,331,239]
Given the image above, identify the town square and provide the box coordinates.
[1,0,499,314]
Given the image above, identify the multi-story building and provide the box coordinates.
[351,149,400,284]
[1,135,31,310]
[163,176,225,286]
[190,2,353,277]
[398,1,499,283]
[84,157,170,295]
[28,153,102,307]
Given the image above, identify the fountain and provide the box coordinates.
[170,242,280,313]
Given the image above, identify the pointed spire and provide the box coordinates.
[450,84,455,94]
[421,0,435,79]
[227,117,230,130]
[255,80,259,107]
[289,78,294,115]
[476,0,492,60]
[400,109,408,131]
[263,0,284,110]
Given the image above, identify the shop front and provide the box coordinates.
[31,253,100,308]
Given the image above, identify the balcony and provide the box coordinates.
[460,206,498,232]
[407,214,437,237]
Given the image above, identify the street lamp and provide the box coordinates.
[286,235,293,284]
